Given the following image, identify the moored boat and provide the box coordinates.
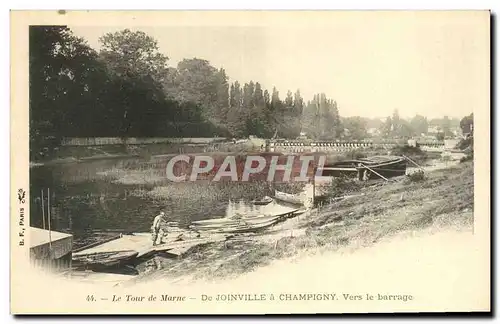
[319,155,407,179]
[191,216,285,234]
[251,196,273,205]
[190,209,302,234]
[192,214,283,228]
[274,190,304,205]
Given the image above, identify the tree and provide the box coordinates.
[227,81,245,137]
[410,115,428,136]
[270,87,282,136]
[249,82,268,136]
[98,29,173,137]
[214,68,230,124]
[29,26,104,160]
[292,90,304,136]
[174,58,219,113]
[398,120,415,139]
[460,113,474,136]
[99,29,168,83]
[331,101,343,138]
[391,109,401,137]
[441,115,452,137]
[380,116,392,137]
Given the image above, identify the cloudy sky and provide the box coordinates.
[69,11,489,119]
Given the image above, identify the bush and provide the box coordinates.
[391,145,427,163]
[324,175,362,198]
[460,150,473,163]
[459,138,474,163]
[343,150,367,160]
[392,145,424,156]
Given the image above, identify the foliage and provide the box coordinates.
[301,94,342,140]
[405,170,425,183]
[436,132,445,141]
[29,26,104,160]
[342,116,368,140]
[457,136,473,150]
[324,176,362,199]
[409,114,429,136]
[29,26,471,162]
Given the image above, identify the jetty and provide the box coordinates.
[30,226,73,271]
[71,230,231,270]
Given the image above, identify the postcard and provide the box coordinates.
[10,10,490,314]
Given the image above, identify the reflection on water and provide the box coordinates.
[30,156,302,249]
[224,200,298,219]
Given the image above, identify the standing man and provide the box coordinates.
[151,211,166,246]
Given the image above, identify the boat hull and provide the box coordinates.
[190,209,301,234]
[274,190,303,205]
[72,250,139,269]
[251,197,273,205]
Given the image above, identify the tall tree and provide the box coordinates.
[270,87,282,136]
[391,109,401,137]
[214,68,230,124]
[343,116,368,140]
[174,58,219,114]
[98,29,172,136]
[249,82,267,136]
[380,116,393,137]
[460,113,474,136]
[99,29,168,83]
[292,90,304,136]
[331,100,343,138]
[226,81,245,137]
[441,115,452,137]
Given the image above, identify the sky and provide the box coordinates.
[68,11,488,120]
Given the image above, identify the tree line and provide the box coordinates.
[29,26,472,160]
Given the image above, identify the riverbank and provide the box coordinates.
[119,159,473,286]
[29,140,261,167]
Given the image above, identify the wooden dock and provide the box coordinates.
[73,231,229,261]
[71,210,305,270]
[69,270,136,287]
[30,227,73,271]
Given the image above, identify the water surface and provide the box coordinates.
[30,156,298,249]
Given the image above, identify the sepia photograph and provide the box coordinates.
[10,10,490,314]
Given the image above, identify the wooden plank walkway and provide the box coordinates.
[73,232,229,259]
[70,271,135,286]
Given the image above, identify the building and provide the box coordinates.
[30,227,73,272]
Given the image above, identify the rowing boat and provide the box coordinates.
[191,216,286,234]
[274,190,304,205]
[190,208,302,234]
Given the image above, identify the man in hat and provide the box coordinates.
[151,211,166,246]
